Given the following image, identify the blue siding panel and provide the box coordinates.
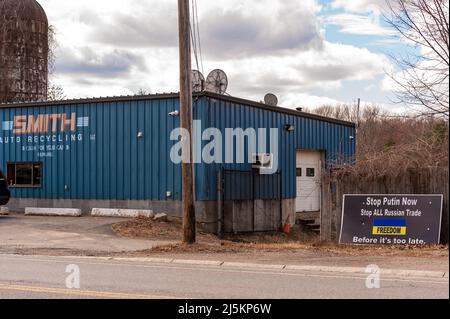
[0,98,183,201]
[1,95,355,202]
[193,96,356,201]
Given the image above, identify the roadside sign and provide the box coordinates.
[339,195,443,245]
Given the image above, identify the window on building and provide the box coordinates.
[296,168,302,177]
[306,168,315,177]
[7,162,42,188]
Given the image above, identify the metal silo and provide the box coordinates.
[0,0,48,103]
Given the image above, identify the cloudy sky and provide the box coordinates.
[40,0,411,111]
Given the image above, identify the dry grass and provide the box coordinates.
[112,217,449,257]
[309,242,449,257]
[112,216,217,242]
[112,216,180,240]
[144,241,449,257]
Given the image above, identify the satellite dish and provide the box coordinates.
[205,69,228,94]
[264,93,278,106]
[192,70,205,93]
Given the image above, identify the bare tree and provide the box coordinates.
[384,0,449,118]
[47,83,66,101]
[46,25,67,102]
[312,103,449,174]
[313,104,360,123]
[48,25,57,77]
[135,88,151,95]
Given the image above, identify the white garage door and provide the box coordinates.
[296,151,322,213]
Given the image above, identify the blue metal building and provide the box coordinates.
[0,92,356,233]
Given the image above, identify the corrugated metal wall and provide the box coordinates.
[194,96,356,201]
[0,98,182,201]
[0,94,355,202]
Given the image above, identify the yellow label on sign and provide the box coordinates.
[373,226,407,236]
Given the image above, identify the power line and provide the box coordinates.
[189,20,200,72]
[189,0,203,74]
[193,0,204,74]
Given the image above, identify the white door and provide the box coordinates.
[296,151,322,213]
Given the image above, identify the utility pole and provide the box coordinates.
[178,0,196,244]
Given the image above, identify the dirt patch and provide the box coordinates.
[112,216,179,240]
[223,225,318,244]
[112,216,217,242]
[111,217,449,258]
[112,216,317,243]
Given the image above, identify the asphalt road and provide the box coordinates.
[0,254,448,299]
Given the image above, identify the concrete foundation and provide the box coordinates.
[223,199,295,234]
[281,198,296,226]
[223,200,255,233]
[6,197,295,234]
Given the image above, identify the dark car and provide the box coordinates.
[0,169,10,206]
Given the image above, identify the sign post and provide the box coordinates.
[339,195,443,245]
